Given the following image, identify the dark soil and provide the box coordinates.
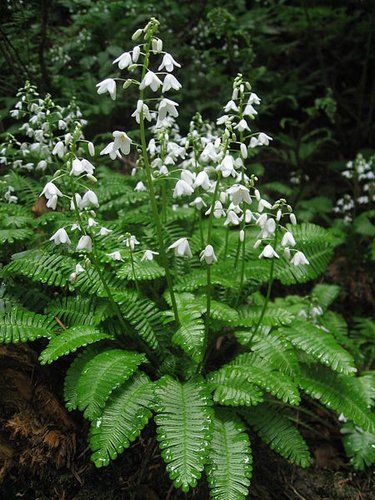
[0,343,374,500]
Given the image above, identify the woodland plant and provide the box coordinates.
[1,19,375,497]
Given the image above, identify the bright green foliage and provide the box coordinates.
[0,227,33,244]
[341,422,375,470]
[117,258,165,281]
[89,372,154,467]
[311,283,341,310]
[172,305,205,363]
[39,326,113,364]
[278,319,356,375]
[207,410,252,500]
[154,376,213,492]
[207,370,263,407]
[299,365,375,434]
[243,404,311,467]
[0,308,56,343]
[76,349,147,420]
[45,296,105,326]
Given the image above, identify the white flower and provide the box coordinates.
[180,170,195,186]
[50,228,71,245]
[240,143,248,159]
[131,100,152,124]
[81,159,95,175]
[217,155,236,177]
[141,250,159,261]
[36,160,47,171]
[258,199,272,212]
[99,227,112,236]
[265,218,276,234]
[193,171,211,190]
[77,235,93,252]
[135,181,147,192]
[189,196,207,209]
[257,132,272,145]
[200,142,220,163]
[70,158,85,176]
[173,179,194,198]
[100,141,120,160]
[227,184,252,206]
[259,244,279,259]
[52,141,65,158]
[107,251,123,261]
[158,53,181,72]
[205,200,225,219]
[113,51,132,69]
[70,193,82,211]
[290,251,309,266]
[281,231,296,247]
[243,104,258,117]
[290,213,297,225]
[248,92,261,105]
[124,235,139,251]
[224,210,242,226]
[140,71,163,92]
[234,119,250,132]
[132,45,141,61]
[76,263,85,274]
[88,218,97,227]
[239,230,245,242]
[113,131,132,155]
[46,195,58,210]
[88,142,95,156]
[168,237,192,258]
[96,78,116,100]
[162,74,182,92]
[81,190,99,208]
[158,98,179,120]
[40,182,62,200]
[223,100,238,113]
[200,244,217,265]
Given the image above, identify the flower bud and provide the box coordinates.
[69,272,77,283]
[239,229,245,242]
[132,29,143,41]
[87,174,97,183]
[88,142,95,156]
[240,143,248,159]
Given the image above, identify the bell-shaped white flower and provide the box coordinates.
[257,132,272,145]
[200,244,217,265]
[173,179,194,198]
[227,184,252,206]
[248,92,261,105]
[162,74,182,92]
[158,98,179,120]
[124,235,140,251]
[265,218,276,234]
[258,198,272,213]
[168,237,192,258]
[81,159,95,175]
[158,53,181,72]
[259,244,279,259]
[234,119,250,132]
[193,171,211,190]
[99,227,112,236]
[96,78,116,100]
[135,181,147,192]
[81,190,99,208]
[180,170,195,186]
[224,210,242,226]
[77,235,92,252]
[140,71,163,92]
[50,228,71,245]
[41,181,62,200]
[200,142,220,163]
[281,231,296,247]
[243,104,258,117]
[189,196,207,210]
[107,251,123,261]
[100,141,120,160]
[113,131,132,155]
[70,158,85,176]
[113,51,132,69]
[141,250,159,261]
[290,251,309,266]
[46,195,58,210]
[131,100,152,124]
[217,155,236,178]
[223,100,238,113]
[52,141,65,158]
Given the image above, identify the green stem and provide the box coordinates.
[237,231,246,305]
[139,40,179,324]
[129,249,140,294]
[224,228,229,260]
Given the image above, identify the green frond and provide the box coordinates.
[278,319,356,375]
[172,308,205,363]
[237,306,294,327]
[154,376,213,493]
[311,283,340,310]
[243,404,311,467]
[299,365,375,433]
[218,353,300,405]
[207,369,263,407]
[117,258,165,281]
[0,307,56,343]
[246,331,300,377]
[64,345,102,411]
[0,227,33,244]
[341,422,375,470]
[39,326,113,364]
[4,250,76,287]
[206,409,252,500]
[45,296,104,327]
[89,372,154,467]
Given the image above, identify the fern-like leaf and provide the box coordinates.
[341,422,375,470]
[206,409,252,500]
[76,349,147,420]
[154,376,213,493]
[89,372,154,467]
[0,308,56,343]
[207,369,263,407]
[39,326,113,364]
